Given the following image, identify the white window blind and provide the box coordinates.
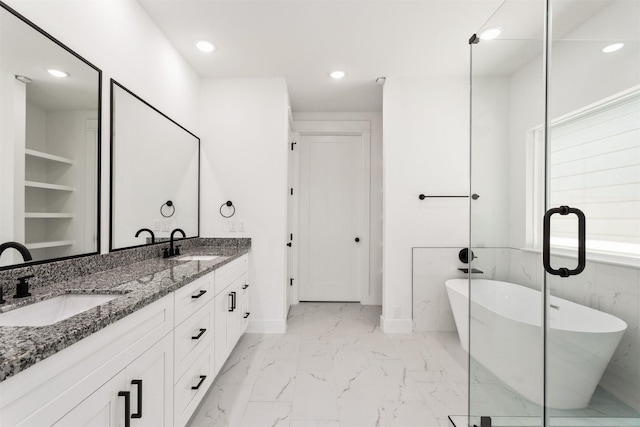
[546,89,640,256]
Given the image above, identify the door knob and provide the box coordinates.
[286,243,292,247]
[355,237,360,243]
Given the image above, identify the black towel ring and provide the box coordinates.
[160,200,175,218]
[219,201,235,218]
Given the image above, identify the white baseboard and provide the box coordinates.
[380,316,413,334]
[245,319,287,333]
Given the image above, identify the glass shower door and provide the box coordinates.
[470,0,639,426]
[544,0,640,425]
[469,1,547,426]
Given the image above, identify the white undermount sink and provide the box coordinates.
[176,255,219,262]
[0,294,120,327]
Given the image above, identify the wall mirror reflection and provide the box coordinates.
[110,80,199,251]
[0,2,101,269]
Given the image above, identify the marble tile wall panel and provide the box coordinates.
[412,248,465,332]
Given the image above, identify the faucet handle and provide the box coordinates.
[174,245,181,256]
[163,248,170,258]
[14,274,33,298]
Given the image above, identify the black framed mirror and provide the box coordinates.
[110,80,200,251]
[0,1,101,270]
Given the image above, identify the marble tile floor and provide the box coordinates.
[188,302,468,427]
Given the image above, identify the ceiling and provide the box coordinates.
[137,0,505,112]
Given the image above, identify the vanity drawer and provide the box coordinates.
[174,301,214,381]
[174,349,213,427]
[175,273,214,325]
[214,255,248,295]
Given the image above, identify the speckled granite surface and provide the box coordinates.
[0,238,250,382]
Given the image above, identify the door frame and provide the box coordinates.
[291,120,371,304]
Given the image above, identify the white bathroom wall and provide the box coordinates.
[5,0,202,254]
[292,111,383,305]
[382,77,470,333]
[199,77,290,333]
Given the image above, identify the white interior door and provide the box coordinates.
[299,134,369,302]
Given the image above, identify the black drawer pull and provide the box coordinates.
[192,290,207,299]
[192,328,207,340]
[242,284,249,289]
[191,375,207,390]
[118,391,131,427]
[131,380,142,419]
[244,312,250,319]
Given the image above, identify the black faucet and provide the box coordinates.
[135,228,155,243]
[0,241,33,263]
[165,228,185,258]
[0,242,34,303]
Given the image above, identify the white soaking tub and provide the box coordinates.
[445,278,627,409]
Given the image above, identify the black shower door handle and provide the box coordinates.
[543,206,586,277]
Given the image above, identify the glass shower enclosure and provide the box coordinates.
[468,0,639,426]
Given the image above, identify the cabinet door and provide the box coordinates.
[54,372,127,427]
[125,334,173,427]
[214,290,230,376]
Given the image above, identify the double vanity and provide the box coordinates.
[0,238,251,426]
[0,3,249,425]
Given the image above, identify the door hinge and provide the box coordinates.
[291,142,297,150]
[290,188,293,195]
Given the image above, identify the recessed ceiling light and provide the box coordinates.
[479,28,501,40]
[196,40,215,53]
[330,70,346,79]
[602,42,624,53]
[47,69,69,78]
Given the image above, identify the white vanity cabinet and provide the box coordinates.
[0,293,174,427]
[0,253,250,427]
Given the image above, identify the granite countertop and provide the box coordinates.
[0,247,249,382]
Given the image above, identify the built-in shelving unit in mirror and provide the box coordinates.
[0,2,101,269]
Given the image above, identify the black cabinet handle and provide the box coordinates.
[192,290,207,299]
[543,206,586,277]
[191,375,207,390]
[192,328,207,340]
[118,391,131,427]
[244,312,251,319]
[228,291,237,312]
[355,237,360,243]
[242,284,249,290]
[131,380,142,419]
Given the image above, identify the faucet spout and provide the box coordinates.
[135,228,155,243]
[169,228,186,257]
[0,241,33,263]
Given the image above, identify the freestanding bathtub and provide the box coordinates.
[445,278,627,410]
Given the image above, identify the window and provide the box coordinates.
[528,87,640,259]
